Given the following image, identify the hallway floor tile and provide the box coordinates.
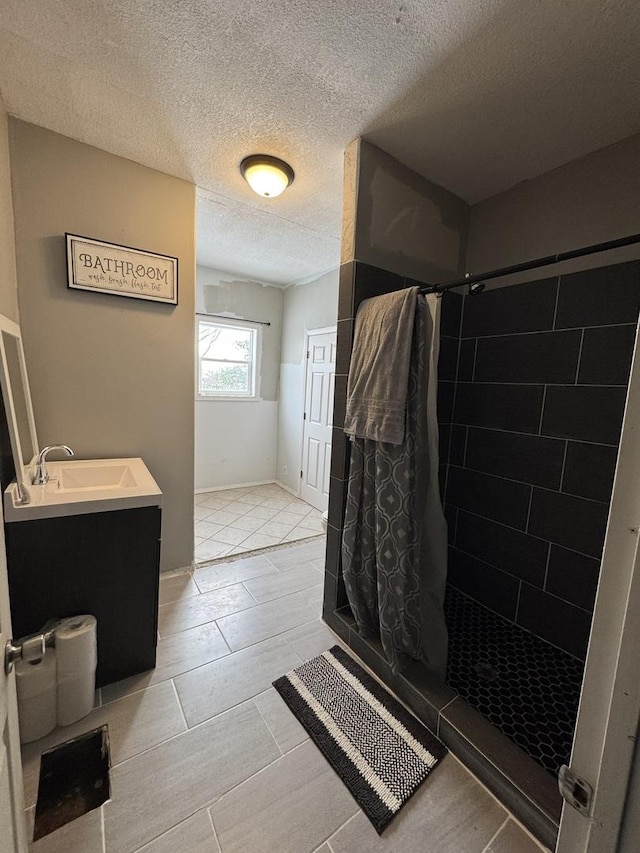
[194,483,323,564]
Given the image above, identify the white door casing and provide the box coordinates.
[0,500,28,852]
[556,320,640,853]
[300,328,336,512]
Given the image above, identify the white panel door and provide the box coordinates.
[0,503,28,852]
[300,329,336,512]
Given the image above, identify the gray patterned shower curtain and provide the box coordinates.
[341,294,448,678]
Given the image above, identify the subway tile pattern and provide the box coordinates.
[444,260,640,661]
[441,262,639,785]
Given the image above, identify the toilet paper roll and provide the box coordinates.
[55,615,97,726]
[16,650,57,744]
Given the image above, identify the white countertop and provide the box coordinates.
[4,457,163,522]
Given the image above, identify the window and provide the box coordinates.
[197,318,260,399]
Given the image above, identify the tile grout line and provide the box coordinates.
[101,804,106,853]
[452,502,606,545]
[574,328,585,384]
[551,278,561,330]
[444,379,628,388]
[241,581,260,605]
[108,693,291,771]
[252,697,285,757]
[514,580,523,623]
[130,807,216,853]
[458,321,639,340]
[170,678,190,731]
[542,543,552,591]
[216,620,234,655]
[207,807,223,852]
[452,584,590,664]
[161,572,325,642]
[537,385,548,436]
[205,741,312,811]
[215,611,320,658]
[107,623,323,760]
[525,485,534,533]
[452,542,593,615]
[324,811,361,851]
[558,439,569,492]
[450,467,610,508]
[443,422,619,448]
[481,815,510,853]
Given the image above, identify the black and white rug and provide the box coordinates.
[273,645,447,834]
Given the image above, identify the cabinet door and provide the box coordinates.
[6,505,162,686]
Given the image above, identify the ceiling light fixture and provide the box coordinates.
[240,155,294,198]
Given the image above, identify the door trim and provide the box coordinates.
[556,321,640,852]
[298,326,337,501]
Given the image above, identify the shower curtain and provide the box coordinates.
[341,294,448,678]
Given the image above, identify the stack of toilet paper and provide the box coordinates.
[15,615,97,743]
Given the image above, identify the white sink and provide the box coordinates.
[58,463,137,491]
[4,457,162,521]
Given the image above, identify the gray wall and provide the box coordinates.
[277,269,339,493]
[9,119,196,571]
[0,99,18,322]
[342,138,470,282]
[467,133,640,286]
[195,266,283,490]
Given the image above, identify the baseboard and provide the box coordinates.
[159,564,193,577]
[195,479,276,494]
[275,480,300,498]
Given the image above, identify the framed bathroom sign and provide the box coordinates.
[66,234,178,305]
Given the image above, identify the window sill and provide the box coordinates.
[196,395,261,403]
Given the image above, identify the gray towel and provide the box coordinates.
[344,286,419,445]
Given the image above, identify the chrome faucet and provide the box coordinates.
[32,445,74,485]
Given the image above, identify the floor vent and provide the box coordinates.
[33,725,111,841]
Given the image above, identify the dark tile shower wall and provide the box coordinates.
[443,259,640,661]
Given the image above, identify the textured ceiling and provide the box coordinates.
[1,0,639,285]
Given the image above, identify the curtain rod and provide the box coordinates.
[419,232,640,297]
[196,312,271,327]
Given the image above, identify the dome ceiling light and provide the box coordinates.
[240,155,295,198]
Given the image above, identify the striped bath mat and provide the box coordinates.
[273,645,446,834]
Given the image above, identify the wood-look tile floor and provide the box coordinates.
[22,538,549,853]
[195,483,323,564]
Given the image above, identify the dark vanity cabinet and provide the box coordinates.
[5,504,162,687]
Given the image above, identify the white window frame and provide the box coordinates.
[196,316,261,402]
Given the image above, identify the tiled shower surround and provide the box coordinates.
[439,260,640,777]
[323,257,640,847]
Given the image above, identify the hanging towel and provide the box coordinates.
[344,286,419,445]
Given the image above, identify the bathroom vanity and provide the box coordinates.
[3,458,163,687]
[0,312,163,688]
